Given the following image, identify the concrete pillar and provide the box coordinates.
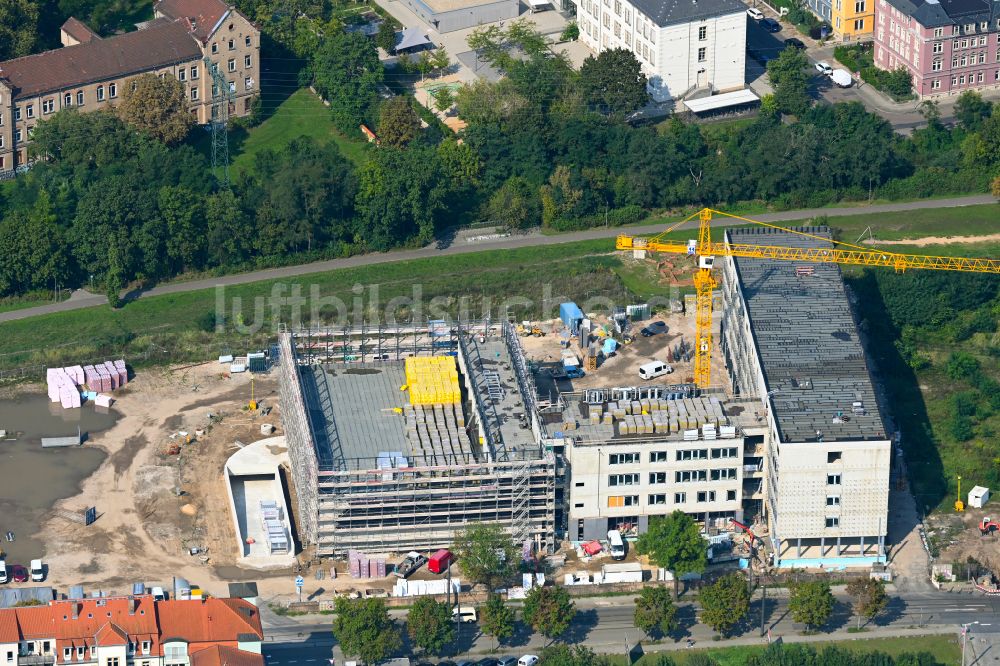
[860,535,865,556]
[837,536,842,556]
[796,538,801,558]
[820,536,825,557]
[878,534,885,557]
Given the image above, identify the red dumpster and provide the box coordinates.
[428,549,452,574]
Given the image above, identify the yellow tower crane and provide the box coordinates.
[617,208,1000,388]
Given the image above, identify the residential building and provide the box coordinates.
[0,0,259,174]
[553,392,767,541]
[572,0,747,102]
[874,0,1000,97]
[721,226,891,568]
[0,596,263,666]
[832,0,875,41]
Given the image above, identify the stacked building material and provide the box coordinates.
[403,403,467,465]
[347,550,386,578]
[46,368,81,408]
[405,356,460,405]
[259,499,289,554]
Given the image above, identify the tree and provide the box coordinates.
[431,47,451,77]
[453,522,518,588]
[579,48,648,116]
[846,577,889,629]
[767,47,810,116]
[378,96,422,148]
[635,511,707,575]
[633,586,678,638]
[954,90,993,131]
[332,597,401,664]
[788,580,835,631]
[699,573,750,636]
[559,22,579,42]
[432,87,455,114]
[159,186,206,272]
[312,31,384,132]
[0,191,70,297]
[485,176,538,231]
[376,20,397,53]
[480,593,515,649]
[0,0,38,61]
[522,586,575,641]
[406,597,454,655]
[117,73,192,145]
[537,644,610,666]
[417,50,434,80]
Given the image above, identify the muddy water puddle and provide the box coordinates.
[0,394,118,563]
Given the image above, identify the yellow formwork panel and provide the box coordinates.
[405,356,460,405]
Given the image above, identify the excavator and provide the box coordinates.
[617,208,1000,388]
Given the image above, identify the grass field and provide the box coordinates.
[606,634,960,666]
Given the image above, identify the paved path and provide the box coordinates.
[0,194,994,325]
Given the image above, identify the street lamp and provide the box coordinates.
[961,621,979,665]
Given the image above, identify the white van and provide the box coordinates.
[452,606,477,623]
[638,361,673,380]
[30,559,44,582]
[607,530,627,560]
[0,560,7,584]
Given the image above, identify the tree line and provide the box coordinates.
[2,18,999,303]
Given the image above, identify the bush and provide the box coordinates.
[861,65,914,101]
[606,205,645,226]
[834,44,872,72]
[560,22,579,42]
[196,311,220,333]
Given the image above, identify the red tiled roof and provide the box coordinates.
[156,599,262,644]
[61,18,100,44]
[191,645,265,666]
[154,0,230,42]
[94,623,129,647]
[0,610,20,642]
[0,18,201,99]
[14,606,56,639]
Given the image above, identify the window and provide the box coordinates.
[953,74,959,85]
[76,647,85,659]
[15,129,21,142]
[996,69,999,80]
[961,55,968,66]
[711,468,737,480]
[726,489,737,501]
[649,451,668,463]
[228,80,236,93]
[827,496,841,506]
[228,38,235,50]
[575,481,585,487]
[228,58,236,72]
[696,491,716,502]
[141,642,150,655]
[609,452,639,465]
[109,83,117,98]
[932,78,941,88]
[191,66,199,79]
[855,0,865,12]
[14,107,20,121]
[97,85,105,101]
[677,449,707,461]
[649,494,667,505]
[109,658,120,666]
[997,49,1000,62]
[980,52,987,63]
[26,125,33,138]
[676,470,708,482]
[0,135,3,148]
[978,71,984,81]
[609,473,639,486]
[63,648,72,660]
[179,68,187,81]
[934,26,943,37]
[953,39,960,49]
[981,36,987,46]
[827,474,842,485]
[827,451,842,464]
[649,472,667,484]
[607,495,638,507]
[191,88,199,101]
[697,47,706,62]
[245,54,252,68]
[573,502,584,508]
[42,99,53,114]
[26,104,33,118]
[211,42,218,54]
[854,18,864,30]
[698,25,707,40]
[76,91,84,105]
[674,492,686,503]
[953,57,959,67]
[245,35,251,46]
[711,447,738,459]
[245,76,253,89]
[960,74,966,83]
[981,21,988,30]
[933,41,942,53]
[965,23,975,33]
[825,517,840,528]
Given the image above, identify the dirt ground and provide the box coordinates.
[519,310,730,392]
[929,508,1000,575]
[28,362,297,597]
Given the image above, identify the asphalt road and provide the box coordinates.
[1,195,994,326]
[260,591,1000,663]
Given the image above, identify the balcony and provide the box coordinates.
[20,656,56,665]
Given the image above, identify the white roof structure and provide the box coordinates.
[396,27,432,51]
[682,88,759,113]
[527,0,552,8]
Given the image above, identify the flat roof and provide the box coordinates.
[629,0,745,27]
[419,0,515,14]
[727,227,888,444]
[683,89,759,113]
[473,338,540,457]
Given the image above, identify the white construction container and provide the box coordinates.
[969,486,990,508]
[599,562,643,584]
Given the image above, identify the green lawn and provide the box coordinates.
[230,88,369,171]
[607,634,960,666]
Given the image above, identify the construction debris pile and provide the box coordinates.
[46,360,127,409]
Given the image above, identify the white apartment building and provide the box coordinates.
[572,0,748,102]
[721,226,892,568]
[548,392,767,541]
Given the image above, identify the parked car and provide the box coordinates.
[831,69,853,87]
[564,367,585,379]
[784,37,806,49]
[29,559,44,582]
[496,658,518,666]
[746,7,764,19]
[518,657,539,666]
[749,48,778,64]
[640,321,667,337]
[760,17,781,31]
[473,659,497,666]
[10,565,28,583]
[0,561,7,584]
[815,61,834,75]
[453,606,478,623]
[638,361,673,380]
[393,552,427,579]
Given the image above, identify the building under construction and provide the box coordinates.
[278,321,558,556]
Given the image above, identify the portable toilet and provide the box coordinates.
[969,486,990,509]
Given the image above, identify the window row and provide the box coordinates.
[608,489,738,507]
[211,35,253,54]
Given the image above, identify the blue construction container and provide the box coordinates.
[560,302,584,334]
